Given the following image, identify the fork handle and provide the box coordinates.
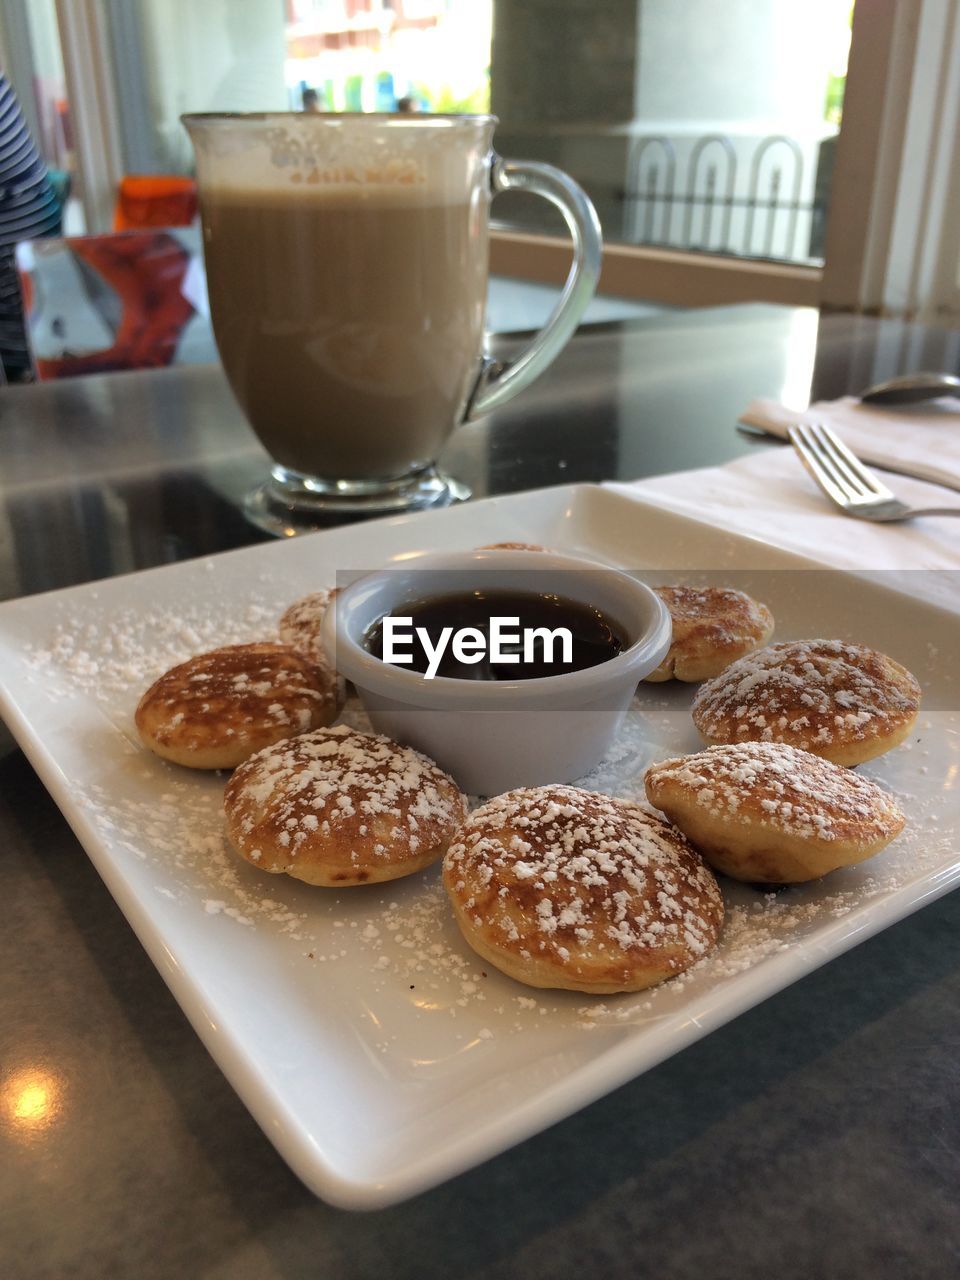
[871,506,960,521]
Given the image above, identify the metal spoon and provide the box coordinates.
[859,371,960,405]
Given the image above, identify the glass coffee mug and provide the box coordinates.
[182,112,602,534]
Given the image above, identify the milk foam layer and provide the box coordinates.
[188,113,495,204]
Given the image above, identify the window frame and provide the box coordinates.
[490,229,822,308]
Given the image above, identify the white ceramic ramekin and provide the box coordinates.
[320,549,671,796]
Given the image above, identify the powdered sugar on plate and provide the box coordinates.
[22,598,280,705]
[8,586,960,1051]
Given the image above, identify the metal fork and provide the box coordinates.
[788,422,960,522]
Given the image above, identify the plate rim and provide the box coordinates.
[0,481,957,1209]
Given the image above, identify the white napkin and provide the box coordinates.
[604,447,960,610]
[740,395,960,492]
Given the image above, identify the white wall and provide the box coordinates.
[136,0,287,171]
[634,0,845,133]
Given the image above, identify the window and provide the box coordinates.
[37,0,960,320]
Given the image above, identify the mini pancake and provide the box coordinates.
[645,741,905,883]
[443,785,724,994]
[136,642,339,770]
[644,585,774,682]
[691,639,921,766]
[278,588,339,666]
[223,725,467,886]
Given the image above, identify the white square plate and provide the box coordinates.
[0,483,957,1209]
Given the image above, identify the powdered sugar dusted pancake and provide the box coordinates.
[645,741,905,883]
[224,725,467,886]
[691,639,920,765]
[278,589,339,666]
[136,642,339,770]
[443,785,724,994]
[645,585,774,682]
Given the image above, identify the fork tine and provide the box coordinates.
[789,425,855,506]
[793,423,859,501]
[808,423,871,498]
[813,423,896,500]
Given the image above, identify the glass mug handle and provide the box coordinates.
[466,155,603,420]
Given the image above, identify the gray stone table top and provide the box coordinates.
[1,304,959,1280]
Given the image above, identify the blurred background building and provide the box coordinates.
[0,0,850,266]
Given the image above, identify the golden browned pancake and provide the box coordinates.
[691,639,921,765]
[135,642,340,770]
[223,725,467,886]
[443,785,723,994]
[278,589,339,665]
[645,585,774,682]
[645,741,905,883]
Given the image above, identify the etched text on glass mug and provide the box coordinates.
[182,113,602,534]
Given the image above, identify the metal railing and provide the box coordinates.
[624,132,831,265]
